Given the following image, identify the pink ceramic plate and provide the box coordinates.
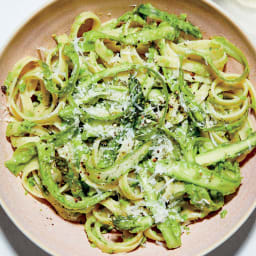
[0,0,256,255]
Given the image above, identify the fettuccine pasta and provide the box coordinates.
[3,3,256,253]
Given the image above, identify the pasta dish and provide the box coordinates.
[3,3,256,253]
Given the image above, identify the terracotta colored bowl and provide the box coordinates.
[0,0,256,255]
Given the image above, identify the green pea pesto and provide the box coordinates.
[6,120,36,137]
[5,143,37,176]
[220,209,228,219]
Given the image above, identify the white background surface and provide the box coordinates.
[0,0,255,255]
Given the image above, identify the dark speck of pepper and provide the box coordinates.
[1,85,7,94]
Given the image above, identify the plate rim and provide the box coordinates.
[0,1,255,256]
